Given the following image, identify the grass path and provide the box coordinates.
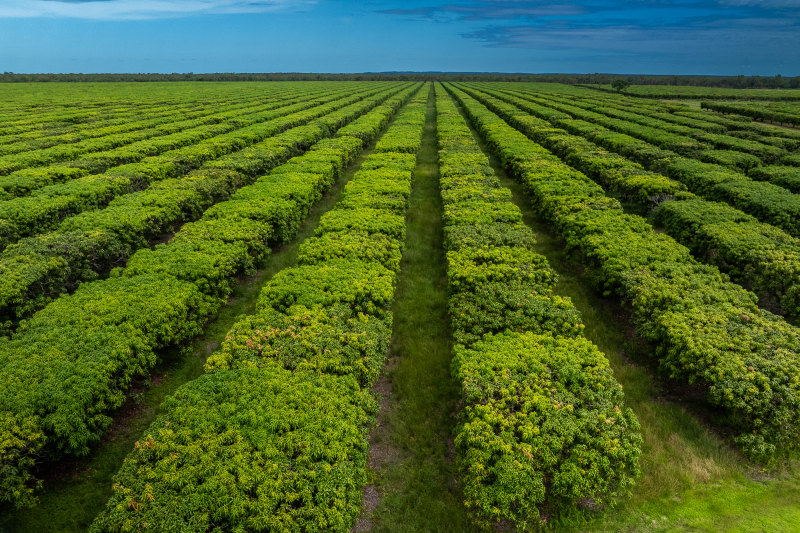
[0,117,401,533]
[356,85,471,532]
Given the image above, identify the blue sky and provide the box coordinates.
[0,0,797,75]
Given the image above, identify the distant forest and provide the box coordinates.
[1,72,799,88]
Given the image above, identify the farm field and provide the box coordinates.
[1,80,800,532]
[585,84,800,101]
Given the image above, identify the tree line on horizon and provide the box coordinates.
[1,72,799,88]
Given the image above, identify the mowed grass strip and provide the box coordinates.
[362,83,471,532]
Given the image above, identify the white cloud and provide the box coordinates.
[0,0,315,20]
[719,0,800,6]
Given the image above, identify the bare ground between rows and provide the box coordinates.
[353,84,468,532]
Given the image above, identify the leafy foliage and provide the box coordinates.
[89,366,377,533]
[0,82,422,508]
[449,82,800,462]
[90,84,429,529]
[461,85,800,324]
[0,85,408,334]
[454,332,641,529]
[436,85,641,529]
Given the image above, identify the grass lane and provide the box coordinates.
[361,84,471,532]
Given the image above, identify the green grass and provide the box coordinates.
[588,476,800,532]
[363,84,472,532]
[0,123,393,533]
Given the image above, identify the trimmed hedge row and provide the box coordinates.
[437,85,640,530]
[749,165,800,193]
[0,92,312,177]
[785,153,800,166]
[532,90,787,163]
[0,103,170,148]
[676,108,800,142]
[0,85,412,336]
[488,86,800,238]
[654,199,800,320]
[0,103,229,172]
[699,149,762,171]
[0,83,421,509]
[575,84,800,102]
[460,85,800,322]
[702,100,800,127]
[0,87,282,143]
[0,96,322,246]
[447,83,800,464]
[0,94,261,140]
[537,88,800,152]
[608,99,800,149]
[0,102,207,156]
[373,95,427,153]
[0,94,305,201]
[0,85,389,250]
[460,85,685,207]
[93,365,377,532]
[89,86,429,531]
[622,100,800,146]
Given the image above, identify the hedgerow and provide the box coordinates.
[89,366,377,533]
[448,83,800,463]
[749,165,800,193]
[485,86,800,238]
[0,96,280,195]
[702,100,800,127]
[530,90,786,162]
[0,85,408,335]
[437,84,640,530]
[459,85,800,322]
[0,83,421,509]
[0,85,379,248]
[89,85,429,530]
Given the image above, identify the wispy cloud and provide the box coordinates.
[0,0,315,20]
[720,0,800,5]
[379,2,594,23]
[465,18,799,51]
[382,1,800,50]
